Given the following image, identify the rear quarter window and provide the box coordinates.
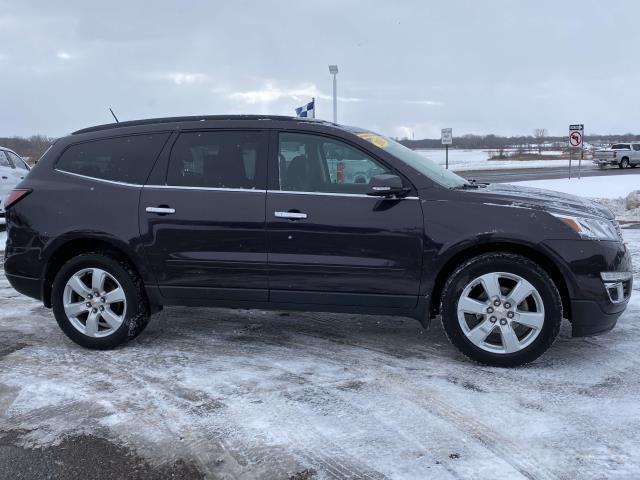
[56,133,170,184]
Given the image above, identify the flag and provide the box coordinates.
[295,98,315,118]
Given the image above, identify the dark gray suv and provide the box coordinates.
[3,115,633,366]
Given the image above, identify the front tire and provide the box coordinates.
[619,158,630,169]
[52,253,150,349]
[441,253,562,367]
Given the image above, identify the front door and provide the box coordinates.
[139,130,269,302]
[267,131,424,308]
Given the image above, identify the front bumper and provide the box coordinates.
[541,239,633,337]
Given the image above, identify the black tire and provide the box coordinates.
[440,253,562,367]
[52,253,150,349]
[619,158,629,169]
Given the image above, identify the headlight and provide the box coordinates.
[551,213,622,241]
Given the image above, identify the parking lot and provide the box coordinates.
[0,228,637,479]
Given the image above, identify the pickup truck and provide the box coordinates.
[592,143,640,169]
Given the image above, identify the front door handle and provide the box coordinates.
[146,206,176,215]
[275,211,307,220]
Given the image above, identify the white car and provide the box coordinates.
[592,143,640,169]
[0,147,30,224]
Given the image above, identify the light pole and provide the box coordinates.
[328,65,338,123]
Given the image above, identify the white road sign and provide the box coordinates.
[441,128,452,145]
[569,124,584,148]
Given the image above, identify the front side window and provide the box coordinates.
[166,131,266,189]
[278,132,388,194]
[354,131,468,189]
[612,144,631,150]
[57,134,170,184]
[0,151,9,168]
[7,152,29,170]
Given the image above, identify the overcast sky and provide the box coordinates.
[1,0,638,138]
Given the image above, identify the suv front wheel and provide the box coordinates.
[441,253,562,367]
[52,253,150,349]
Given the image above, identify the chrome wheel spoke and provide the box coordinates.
[479,273,502,299]
[91,268,107,292]
[100,307,123,329]
[85,311,100,337]
[458,296,487,315]
[500,324,521,353]
[104,287,125,305]
[68,275,91,298]
[64,301,89,318]
[516,311,545,330]
[467,318,496,345]
[508,279,535,306]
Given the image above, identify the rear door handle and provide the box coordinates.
[275,211,307,219]
[146,206,176,215]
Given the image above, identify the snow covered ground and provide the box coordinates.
[512,176,639,200]
[0,230,639,479]
[416,148,573,172]
[0,231,5,253]
[511,176,640,223]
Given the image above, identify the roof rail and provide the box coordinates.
[72,115,334,135]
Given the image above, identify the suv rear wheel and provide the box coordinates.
[619,157,630,169]
[52,253,150,349]
[441,253,562,367]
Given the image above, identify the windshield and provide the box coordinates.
[355,132,468,188]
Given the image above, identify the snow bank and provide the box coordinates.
[511,175,640,199]
[0,230,6,252]
[511,176,640,222]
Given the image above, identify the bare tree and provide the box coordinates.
[534,128,547,155]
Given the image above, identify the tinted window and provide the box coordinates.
[57,134,170,184]
[278,133,388,194]
[7,152,28,170]
[612,144,631,150]
[167,131,266,189]
[0,151,9,168]
[633,144,640,151]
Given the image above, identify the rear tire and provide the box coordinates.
[52,253,150,349]
[619,158,630,169]
[441,253,562,367]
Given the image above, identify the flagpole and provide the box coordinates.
[311,97,315,119]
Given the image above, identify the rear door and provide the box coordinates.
[266,131,424,308]
[139,129,269,302]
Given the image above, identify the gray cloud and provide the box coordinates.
[0,0,638,138]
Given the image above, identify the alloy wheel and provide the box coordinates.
[63,268,127,338]
[456,272,545,354]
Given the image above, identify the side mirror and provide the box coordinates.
[367,174,410,197]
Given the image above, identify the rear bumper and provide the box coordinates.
[5,272,42,301]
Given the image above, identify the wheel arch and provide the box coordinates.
[41,235,145,308]
[427,241,572,324]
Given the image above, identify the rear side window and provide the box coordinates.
[166,131,267,189]
[56,134,170,184]
[633,145,640,151]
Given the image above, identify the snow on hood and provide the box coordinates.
[472,183,615,219]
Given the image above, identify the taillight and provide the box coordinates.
[4,189,32,210]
